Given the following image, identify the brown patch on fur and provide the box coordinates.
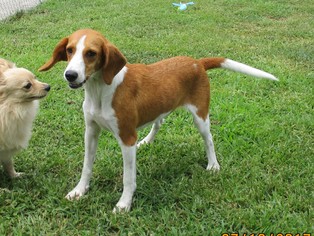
[38,38,68,71]
[199,57,225,70]
[112,56,225,144]
[39,29,228,146]
[102,42,127,85]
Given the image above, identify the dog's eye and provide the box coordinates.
[23,82,32,89]
[67,47,73,55]
[86,50,96,58]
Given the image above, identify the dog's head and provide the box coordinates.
[39,29,127,88]
[0,67,50,103]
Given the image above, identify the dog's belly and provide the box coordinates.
[136,111,171,130]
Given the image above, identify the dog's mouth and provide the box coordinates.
[28,94,47,100]
[69,79,87,89]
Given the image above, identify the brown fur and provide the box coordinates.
[38,29,277,211]
[39,29,226,146]
[113,57,221,145]
[39,29,126,85]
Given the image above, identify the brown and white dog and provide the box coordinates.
[0,58,50,178]
[39,29,277,212]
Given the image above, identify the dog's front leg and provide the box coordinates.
[66,121,101,200]
[113,144,137,213]
[0,150,22,178]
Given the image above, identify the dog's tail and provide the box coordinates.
[199,57,278,81]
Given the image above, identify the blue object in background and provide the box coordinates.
[172,2,195,11]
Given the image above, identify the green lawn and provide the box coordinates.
[0,0,313,235]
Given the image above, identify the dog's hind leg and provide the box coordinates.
[137,118,164,148]
[137,112,170,148]
[185,105,220,171]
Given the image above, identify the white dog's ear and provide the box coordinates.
[101,42,127,85]
[0,58,15,73]
[39,37,69,72]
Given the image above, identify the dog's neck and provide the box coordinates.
[0,96,37,106]
[0,100,38,117]
[83,67,127,100]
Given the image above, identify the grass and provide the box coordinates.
[0,0,313,235]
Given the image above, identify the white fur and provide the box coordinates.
[222,59,278,81]
[64,35,87,84]
[0,102,38,177]
[113,144,136,213]
[137,117,164,148]
[83,67,127,134]
[0,64,49,177]
[139,105,220,171]
[65,67,131,210]
[137,111,171,148]
[0,101,38,150]
[185,104,219,170]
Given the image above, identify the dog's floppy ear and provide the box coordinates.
[102,42,127,85]
[38,37,69,72]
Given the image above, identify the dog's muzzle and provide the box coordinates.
[65,70,86,89]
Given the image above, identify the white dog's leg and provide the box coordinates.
[137,118,163,148]
[0,150,22,178]
[186,105,220,171]
[195,116,220,171]
[113,144,136,213]
[66,121,101,200]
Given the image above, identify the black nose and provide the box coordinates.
[45,85,51,92]
[65,70,78,82]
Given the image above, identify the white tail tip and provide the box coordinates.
[221,59,278,81]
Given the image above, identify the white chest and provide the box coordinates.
[82,67,127,135]
[84,99,118,134]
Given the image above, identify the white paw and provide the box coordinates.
[136,140,148,148]
[206,162,220,171]
[65,185,89,200]
[0,188,11,193]
[112,201,132,213]
[9,172,24,178]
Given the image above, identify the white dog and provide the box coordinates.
[0,58,50,178]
